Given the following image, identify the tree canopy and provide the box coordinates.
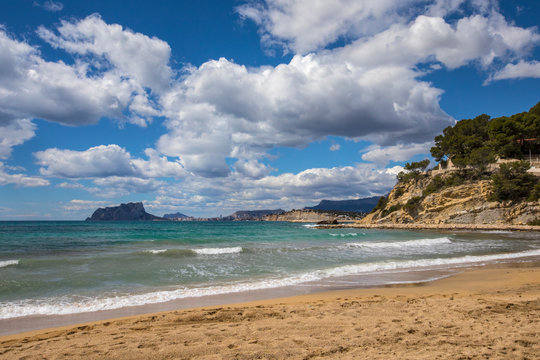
[430,102,540,168]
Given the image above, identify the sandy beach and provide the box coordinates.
[1,262,538,359]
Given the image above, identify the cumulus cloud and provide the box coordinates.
[91,177,164,198]
[37,14,172,92]
[0,162,49,187]
[488,60,540,82]
[35,144,186,179]
[158,56,453,177]
[155,2,540,178]
[63,199,111,211]
[361,142,434,166]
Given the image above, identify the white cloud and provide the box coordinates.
[37,14,172,93]
[35,145,136,178]
[329,144,340,151]
[40,1,63,12]
[234,159,274,179]
[91,177,164,198]
[361,142,434,166]
[0,162,49,187]
[150,163,401,216]
[237,0,422,54]
[158,56,453,177]
[35,144,186,179]
[488,60,540,82]
[0,119,36,159]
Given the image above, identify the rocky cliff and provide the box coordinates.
[86,202,165,221]
[360,175,539,226]
[263,209,363,222]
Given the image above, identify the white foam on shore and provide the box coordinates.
[346,237,452,249]
[330,233,361,237]
[302,224,318,228]
[0,260,19,268]
[2,248,540,319]
[192,247,243,255]
[144,249,168,254]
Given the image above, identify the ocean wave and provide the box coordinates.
[144,249,167,254]
[0,260,19,268]
[329,233,364,237]
[346,237,452,249]
[302,224,318,228]
[192,247,243,255]
[2,248,539,319]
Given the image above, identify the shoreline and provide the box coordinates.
[1,261,539,359]
[319,222,540,231]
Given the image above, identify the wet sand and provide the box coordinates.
[1,263,539,359]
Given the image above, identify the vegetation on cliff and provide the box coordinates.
[365,102,540,226]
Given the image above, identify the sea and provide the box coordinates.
[1,221,539,333]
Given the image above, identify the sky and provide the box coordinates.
[0,0,539,220]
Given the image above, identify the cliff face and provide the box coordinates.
[360,176,539,225]
[225,209,285,221]
[86,202,164,221]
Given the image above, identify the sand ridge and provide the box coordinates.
[1,265,539,359]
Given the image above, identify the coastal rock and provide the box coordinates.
[86,202,165,221]
[263,209,362,222]
[223,209,285,221]
[360,176,540,226]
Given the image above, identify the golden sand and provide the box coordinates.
[1,264,539,359]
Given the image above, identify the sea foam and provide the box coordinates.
[346,237,452,249]
[0,260,19,268]
[192,247,243,255]
[2,248,540,319]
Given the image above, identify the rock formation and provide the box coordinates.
[86,202,165,221]
[360,175,539,226]
[263,209,363,222]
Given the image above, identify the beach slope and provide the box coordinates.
[1,264,538,359]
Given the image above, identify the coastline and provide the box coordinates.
[319,222,540,231]
[1,261,539,359]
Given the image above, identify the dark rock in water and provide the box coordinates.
[163,212,189,219]
[305,196,380,213]
[317,219,339,225]
[86,202,165,221]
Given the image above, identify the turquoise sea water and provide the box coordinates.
[1,221,539,319]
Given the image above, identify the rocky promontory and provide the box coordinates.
[263,209,363,222]
[86,202,165,221]
[359,174,539,227]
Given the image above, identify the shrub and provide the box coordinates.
[381,204,402,218]
[528,219,540,226]
[528,183,540,202]
[371,196,388,213]
[423,175,444,196]
[490,161,539,202]
[403,196,423,213]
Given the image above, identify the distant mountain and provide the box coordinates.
[163,212,189,219]
[86,202,165,221]
[304,196,380,213]
[224,209,285,221]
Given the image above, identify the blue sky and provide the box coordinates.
[0,0,539,219]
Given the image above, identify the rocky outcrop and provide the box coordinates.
[263,209,362,222]
[360,176,540,226]
[86,202,165,221]
[304,196,380,213]
[224,209,285,221]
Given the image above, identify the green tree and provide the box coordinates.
[490,161,539,202]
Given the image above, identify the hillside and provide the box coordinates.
[359,172,539,226]
[304,196,380,213]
